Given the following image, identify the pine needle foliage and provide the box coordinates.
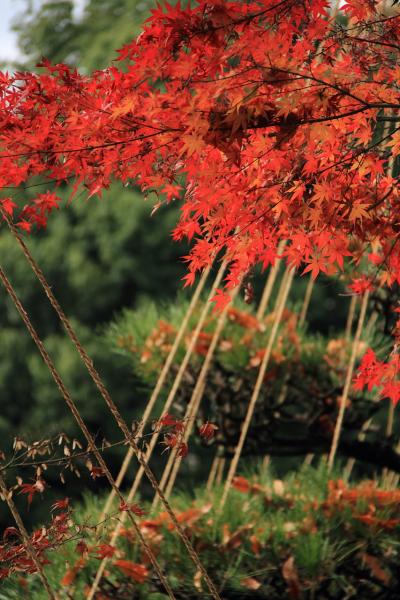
[4,464,400,599]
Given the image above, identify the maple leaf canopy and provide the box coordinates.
[1,0,400,392]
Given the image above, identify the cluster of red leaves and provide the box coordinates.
[233,474,400,532]
[157,412,218,457]
[61,544,148,588]
[158,412,189,457]
[18,478,46,507]
[0,494,146,587]
[137,305,300,371]
[61,505,213,592]
[60,500,151,589]
[325,479,400,529]
[140,320,175,364]
[0,1,399,395]
[0,499,71,581]
[0,1,399,286]
[353,348,400,405]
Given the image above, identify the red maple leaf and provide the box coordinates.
[211,288,231,312]
[199,422,218,441]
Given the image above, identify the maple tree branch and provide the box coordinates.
[377,115,400,122]
[246,106,372,130]
[340,34,400,52]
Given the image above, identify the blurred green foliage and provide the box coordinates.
[1,0,188,446]
[12,0,154,71]
[5,463,400,599]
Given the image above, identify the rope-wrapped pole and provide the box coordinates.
[2,212,221,600]
[0,264,176,600]
[0,474,56,600]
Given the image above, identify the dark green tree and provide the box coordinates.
[1,0,187,444]
[12,0,154,71]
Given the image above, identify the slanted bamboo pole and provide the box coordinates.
[256,240,286,320]
[215,457,226,486]
[97,265,210,527]
[2,213,221,600]
[153,283,241,510]
[345,295,357,342]
[344,415,373,479]
[219,267,295,511]
[206,451,222,491]
[89,261,227,599]
[328,291,369,471]
[299,276,314,327]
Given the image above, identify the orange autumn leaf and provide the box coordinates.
[113,560,149,583]
[232,476,251,493]
[282,556,301,600]
[241,577,262,590]
[60,557,86,587]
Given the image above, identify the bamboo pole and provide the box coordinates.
[299,276,314,327]
[328,291,369,471]
[215,457,226,486]
[345,295,357,341]
[206,452,221,491]
[219,267,295,511]
[163,380,208,500]
[88,261,227,599]
[153,284,241,510]
[256,240,286,320]
[97,265,210,527]
[277,273,315,410]
[382,398,397,483]
[303,282,352,468]
[257,249,288,465]
[344,415,373,479]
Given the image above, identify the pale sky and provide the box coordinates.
[0,0,25,64]
[0,0,86,67]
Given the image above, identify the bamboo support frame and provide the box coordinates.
[152,283,241,510]
[2,212,221,600]
[204,254,285,490]
[205,252,287,490]
[97,265,210,527]
[219,267,295,511]
[89,260,227,598]
[328,291,369,471]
